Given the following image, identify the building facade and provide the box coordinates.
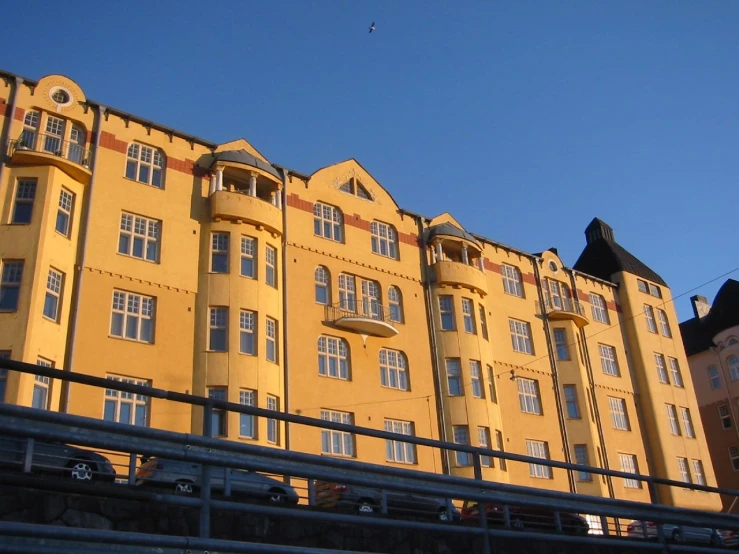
[680,280,739,512]
[0,71,720,511]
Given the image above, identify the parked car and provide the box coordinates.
[313,479,459,521]
[0,436,116,482]
[626,520,738,547]
[461,500,589,535]
[135,457,299,504]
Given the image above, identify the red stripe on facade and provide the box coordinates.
[522,273,537,285]
[577,289,590,303]
[286,193,313,212]
[483,259,502,273]
[99,131,127,154]
[13,107,23,121]
[98,131,204,178]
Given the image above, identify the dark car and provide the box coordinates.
[313,480,459,521]
[0,436,116,482]
[461,500,589,535]
[136,457,299,504]
[627,520,739,547]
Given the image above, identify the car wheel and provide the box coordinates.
[174,481,195,495]
[671,529,684,543]
[357,499,376,514]
[68,459,94,481]
[268,488,286,503]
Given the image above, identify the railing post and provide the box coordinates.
[308,479,316,507]
[22,438,34,474]
[478,500,492,554]
[127,452,137,485]
[200,401,213,539]
[600,515,610,537]
[224,467,231,497]
[473,452,483,480]
[380,489,388,515]
[647,477,661,504]
[554,511,562,533]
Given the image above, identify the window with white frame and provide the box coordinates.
[239,310,255,355]
[599,344,620,376]
[574,444,591,481]
[669,358,684,387]
[680,407,695,438]
[321,410,354,457]
[267,395,279,444]
[56,188,73,237]
[487,365,497,403]
[608,397,630,430]
[126,143,165,188]
[692,460,706,486]
[110,290,155,343]
[385,419,416,464]
[209,307,228,351]
[619,454,641,488]
[462,298,476,334]
[478,305,488,340]
[33,360,53,410]
[12,179,36,224]
[501,264,523,297]
[564,385,580,419]
[266,245,277,287]
[446,358,462,396]
[103,375,150,426]
[478,427,492,467]
[239,389,256,438]
[730,446,739,471]
[240,236,256,278]
[388,286,403,323]
[655,354,669,384]
[454,426,472,466]
[211,232,229,273]
[719,405,732,429]
[509,318,533,354]
[338,274,356,311]
[208,388,227,437]
[0,260,23,312]
[266,318,277,363]
[495,430,507,471]
[526,439,551,478]
[380,348,408,390]
[708,366,722,389]
[20,111,39,148]
[470,361,483,398]
[666,404,681,436]
[518,378,542,415]
[313,202,343,242]
[119,213,160,262]
[730,356,739,382]
[656,309,672,338]
[43,115,65,154]
[43,268,63,321]
[589,293,609,324]
[439,295,455,330]
[677,457,692,484]
[370,221,398,259]
[649,283,662,298]
[315,266,330,304]
[553,328,569,361]
[319,336,350,380]
[644,305,657,333]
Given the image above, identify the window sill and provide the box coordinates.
[267,360,278,365]
[319,374,351,381]
[209,271,229,275]
[7,222,32,226]
[41,315,59,324]
[240,274,256,279]
[238,351,256,356]
[371,251,399,262]
[238,436,256,440]
[108,335,154,346]
[54,230,71,239]
[0,309,19,314]
[116,252,159,265]
[207,350,227,354]
[123,176,164,191]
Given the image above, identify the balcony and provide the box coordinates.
[210,190,283,235]
[538,297,589,327]
[432,260,488,296]
[9,132,93,184]
[326,301,398,338]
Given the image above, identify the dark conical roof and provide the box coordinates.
[679,279,739,356]
[573,218,667,286]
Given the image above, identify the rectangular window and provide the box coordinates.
[56,188,73,236]
[438,296,455,330]
[619,454,641,488]
[680,407,695,438]
[644,305,657,333]
[509,318,533,354]
[209,307,228,352]
[478,427,492,468]
[518,378,542,415]
[649,283,662,298]
[453,426,472,466]
[564,385,580,418]
[313,202,343,242]
[609,397,630,430]
[708,366,722,389]
[495,430,507,471]
[239,389,256,438]
[478,305,488,340]
[208,388,227,437]
[656,309,672,338]
[462,298,476,334]
[666,404,681,436]
[12,179,36,224]
[371,221,398,259]
[677,457,691,484]
[526,439,551,478]
[637,279,648,293]
[211,232,229,273]
[574,445,591,481]
[553,328,569,361]
[487,365,497,403]
[239,310,255,355]
[266,245,277,288]
[731,446,739,471]
[470,361,483,398]
[267,395,279,444]
[33,359,54,410]
[599,344,620,376]
[118,213,160,262]
[338,274,356,311]
[669,358,684,387]
[655,354,669,384]
[103,375,150,426]
[719,405,732,429]
[44,115,65,154]
[240,236,256,278]
[43,268,63,321]
[692,460,706,486]
[501,264,523,297]
[0,260,23,312]
[266,318,277,363]
[110,290,155,343]
[589,293,610,324]
[320,410,354,457]
[385,419,416,464]
[446,358,462,396]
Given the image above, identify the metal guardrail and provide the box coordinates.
[0,357,738,554]
[537,296,587,318]
[326,300,394,325]
[11,131,93,168]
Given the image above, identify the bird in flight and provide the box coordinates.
[369,22,375,33]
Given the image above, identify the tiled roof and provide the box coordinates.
[679,279,739,356]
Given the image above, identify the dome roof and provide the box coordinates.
[212,150,281,180]
[426,223,480,248]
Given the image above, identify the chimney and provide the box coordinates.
[691,295,711,319]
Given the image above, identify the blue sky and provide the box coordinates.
[2,0,737,320]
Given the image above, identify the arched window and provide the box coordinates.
[20,111,39,148]
[380,349,409,391]
[318,336,349,380]
[126,143,165,188]
[313,202,343,242]
[370,221,398,259]
[315,266,330,305]
[729,356,739,382]
[388,286,403,323]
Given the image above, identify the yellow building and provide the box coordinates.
[0,71,720,511]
